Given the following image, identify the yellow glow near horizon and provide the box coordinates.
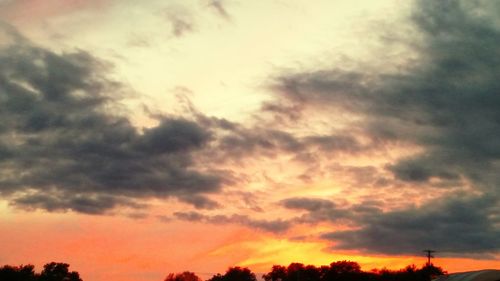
[232,237,500,274]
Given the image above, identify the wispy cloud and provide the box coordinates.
[206,0,231,20]
[172,211,291,233]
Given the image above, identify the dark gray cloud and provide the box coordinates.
[177,97,370,170]
[282,198,350,224]
[179,194,221,210]
[267,0,500,255]
[217,128,302,157]
[136,118,211,153]
[270,0,500,192]
[0,23,367,215]
[12,190,144,215]
[281,197,336,212]
[206,124,366,164]
[280,195,499,256]
[0,23,225,214]
[281,197,381,225]
[173,211,291,233]
[322,195,500,256]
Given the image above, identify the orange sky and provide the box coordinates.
[1,205,498,280]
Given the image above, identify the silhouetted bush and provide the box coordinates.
[1,259,445,281]
[0,262,82,281]
[164,271,202,281]
[208,266,257,281]
[262,261,445,281]
[0,264,37,281]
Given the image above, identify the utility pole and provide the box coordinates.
[423,249,436,265]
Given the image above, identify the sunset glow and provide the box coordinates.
[0,1,499,281]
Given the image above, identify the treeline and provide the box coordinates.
[0,262,81,281]
[1,260,445,281]
[168,261,445,281]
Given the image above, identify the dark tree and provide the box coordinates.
[263,261,371,281]
[286,263,321,281]
[287,263,306,281]
[303,265,321,281]
[263,265,287,281]
[208,267,256,281]
[261,260,446,281]
[328,261,361,274]
[321,261,364,281]
[39,262,82,281]
[206,273,225,281]
[224,267,257,281]
[164,271,202,281]
[370,263,445,281]
[419,264,445,281]
[0,264,37,281]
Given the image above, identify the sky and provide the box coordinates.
[0,0,499,280]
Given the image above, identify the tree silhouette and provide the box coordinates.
[261,261,444,281]
[0,264,37,281]
[263,265,287,281]
[207,273,225,281]
[164,271,202,281]
[0,259,446,281]
[328,261,361,274]
[371,263,445,281]
[286,263,306,281]
[263,261,368,281]
[39,262,82,281]
[322,260,366,281]
[286,263,323,281]
[419,263,445,281]
[208,267,256,281]
[0,262,82,281]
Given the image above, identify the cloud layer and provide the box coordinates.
[280,195,499,256]
[269,0,500,256]
[271,0,500,192]
[323,195,500,256]
[0,23,223,214]
[1,0,499,259]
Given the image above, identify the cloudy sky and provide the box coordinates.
[0,0,499,280]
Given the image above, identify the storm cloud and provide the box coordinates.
[270,0,500,256]
[281,197,382,225]
[271,0,500,191]
[173,211,291,233]
[0,23,224,214]
[280,195,499,255]
[0,23,369,215]
[323,195,500,256]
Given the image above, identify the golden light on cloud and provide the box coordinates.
[224,237,424,273]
